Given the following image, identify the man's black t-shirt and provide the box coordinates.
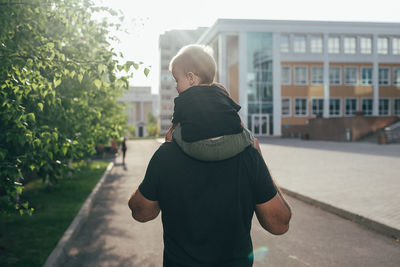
[139,142,277,267]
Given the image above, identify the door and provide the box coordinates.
[251,114,269,136]
[138,126,143,137]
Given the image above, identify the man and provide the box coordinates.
[128,44,291,267]
[128,137,291,267]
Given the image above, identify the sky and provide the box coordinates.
[95,0,400,94]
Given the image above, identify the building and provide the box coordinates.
[197,19,400,137]
[158,27,207,134]
[118,86,159,137]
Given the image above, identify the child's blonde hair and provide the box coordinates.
[169,44,216,84]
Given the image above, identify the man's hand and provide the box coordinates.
[128,189,160,222]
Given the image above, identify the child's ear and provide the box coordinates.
[187,72,195,85]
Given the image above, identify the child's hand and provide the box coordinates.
[254,138,263,157]
[165,123,178,142]
[165,127,173,142]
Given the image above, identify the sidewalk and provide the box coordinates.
[58,139,399,266]
[257,137,400,238]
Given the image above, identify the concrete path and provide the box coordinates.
[257,138,400,235]
[61,139,400,267]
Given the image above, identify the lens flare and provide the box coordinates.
[248,247,269,263]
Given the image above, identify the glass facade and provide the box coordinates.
[246,32,273,135]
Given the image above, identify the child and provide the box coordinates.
[165,44,256,161]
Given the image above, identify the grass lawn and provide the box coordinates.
[0,161,110,267]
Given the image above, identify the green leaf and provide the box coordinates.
[78,74,83,83]
[38,103,43,111]
[62,146,67,156]
[27,113,35,122]
[93,79,101,89]
[144,68,150,77]
[53,77,61,88]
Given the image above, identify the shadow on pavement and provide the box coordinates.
[62,170,156,267]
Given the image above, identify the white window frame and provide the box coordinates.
[311,66,323,85]
[394,98,400,115]
[392,37,400,55]
[329,98,342,117]
[379,98,390,116]
[293,66,308,85]
[311,98,324,116]
[344,37,356,54]
[361,98,374,116]
[393,68,400,86]
[361,67,373,86]
[378,37,388,55]
[294,97,308,117]
[378,67,391,86]
[281,97,292,117]
[293,35,306,53]
[281,66,291,85]
[360,37,372,54]
[344,66,358,85]
[328,37,340,54]
[329,66,342,85]
[280,35,290,53]
[310,35,323,54]
[344,98,358,116]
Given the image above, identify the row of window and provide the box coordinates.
[282,97,400,117]
[280,35,400,55]
[281,66,400,86]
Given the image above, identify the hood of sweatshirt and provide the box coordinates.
[172,85,243,142]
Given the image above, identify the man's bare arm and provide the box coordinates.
[128,189,160,222]
[253,138,292,235]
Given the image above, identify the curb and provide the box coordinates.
[281,187,400,240]
[43,162,114,267]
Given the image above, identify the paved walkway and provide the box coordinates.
[61,139,400,266]
[257,138,400,233]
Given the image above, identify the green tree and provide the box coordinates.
[0,0,148,214]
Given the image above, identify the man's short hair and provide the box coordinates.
[169,44,216,84]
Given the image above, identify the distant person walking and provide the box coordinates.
[122,137,127,165]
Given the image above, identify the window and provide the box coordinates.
[281,66,291,85]
[310,36,323,53]
[393,68,400,85]
[379,68,390,85]
[329,98,341,116]
[344,37,356,54]
[311,66,323,85]
[361,67,373,85]
[378,38,388,54]
[282,98,291,116]
[344,67,358,85]
[345,98,358,116]
[294,66,308,85]
[312,98,324,116]
[328,37,340,54]
[329,66,341,85]
[362,99,373,115]
[392,38,400,55]
[280,35,290,53]
[379,99,390,116]
[293,35,306,53]
[360,37,372,54]
[394,99,400,115]
[295,98,307,116]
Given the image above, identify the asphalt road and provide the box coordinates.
[63,140,400,267]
